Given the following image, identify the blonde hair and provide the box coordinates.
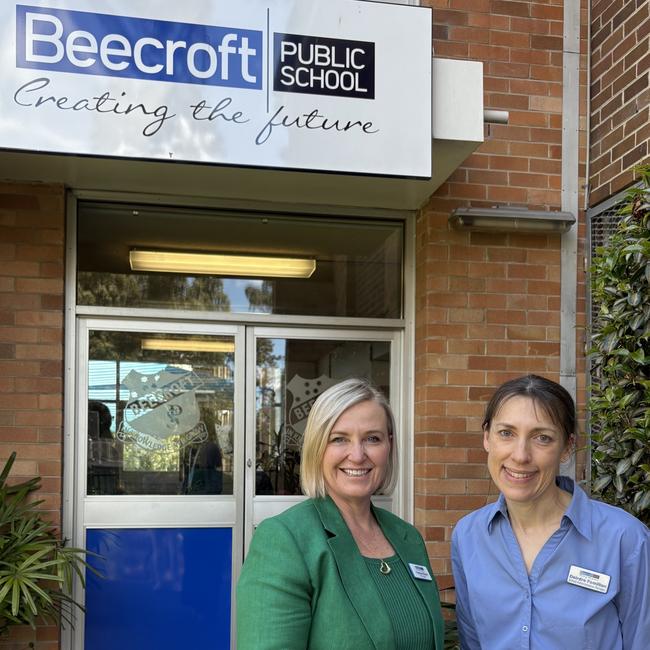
[300,377,398,499]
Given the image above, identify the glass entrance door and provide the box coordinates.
[75,318,244,650]
[73,319,399,649]
[245,327,400,550]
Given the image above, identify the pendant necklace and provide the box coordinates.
[352,520,392,574]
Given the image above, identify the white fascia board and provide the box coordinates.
[432,58,484,143]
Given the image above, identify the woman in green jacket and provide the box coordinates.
[237,378,444,650]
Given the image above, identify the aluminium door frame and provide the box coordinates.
[71,317,245,650]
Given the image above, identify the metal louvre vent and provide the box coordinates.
[588,196,626,327]
[586,191,629,445]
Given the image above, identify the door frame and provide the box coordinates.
[71,317,246,650]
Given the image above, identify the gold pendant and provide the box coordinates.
[380,559,391,575]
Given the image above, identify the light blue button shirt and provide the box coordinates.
[451,477,650,649]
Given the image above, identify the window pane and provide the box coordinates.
[87,331,235,496]
[256,337,390,495]
[77,203,402,318]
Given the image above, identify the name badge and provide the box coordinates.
[409,563,432,581]
[567,565,611,594]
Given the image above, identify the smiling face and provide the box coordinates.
[483,395,570,507]
[322,399,391,509]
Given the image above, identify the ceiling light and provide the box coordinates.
[449,207,575,233]
[129,249,316,278]
[141,339,235,353]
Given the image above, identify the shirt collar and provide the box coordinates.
[558,476,592,540]
[486,476,592,540]
[486,494,508,532]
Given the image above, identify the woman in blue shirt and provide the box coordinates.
[452,375,649,649]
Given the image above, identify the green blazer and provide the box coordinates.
[236,497,444,650]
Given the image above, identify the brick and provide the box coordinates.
[489,155,529,171]
[527,341,560,355]
[506,324,548,340]
[0,426,37,442]
[15,344,62,360]
[468,355,507,370]
[446,370,487,384]
[449,26,489,43]
[530,65,563,82]
[15,278,63,294]
[0,443,60,460]
[0,328,39,344]
[507,356,551,371]
[530,35,563,50]
[508,263,548,279]
[433,41,469,58]
[467,13,510,29]
[530,158,562,174]
[510,16,550,34]
[487,185,529,203]
[422,447,469,463]
[622,141,648,169]
[433,10,468,26]
[490,31,530,48]
[510,172,550,188]
[530,95,563,113]
[508,110,549,127]
[510,48,551,65]
[486,340,528,355]
[432,24,449,40]
[509,142,550,158]
[490,0,530,17]
[531,4,564,21]
[624,5,650,36]
[446,495,489,510]
[486,308,527,324]
[0,261,40,277]
[13,410,62,428]
[468,294,508,309]
[489,61,531,78]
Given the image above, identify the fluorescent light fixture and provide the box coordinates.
[141,339,235,353]
[129,249,316,278]
[449,207,575,233]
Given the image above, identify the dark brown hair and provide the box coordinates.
[482,375,576,444]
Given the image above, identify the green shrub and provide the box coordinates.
[589,165,650,524]
[0,452,93,634]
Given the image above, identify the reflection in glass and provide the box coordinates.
[255,338,390,496]
[77,203,402,318]
[87,331,235,496]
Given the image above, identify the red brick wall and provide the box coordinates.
[590,0,649,205]
[0,182,65,649]
[416,0,589,586]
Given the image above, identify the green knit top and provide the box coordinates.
[363,555,435,650]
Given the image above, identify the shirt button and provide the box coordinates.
[522,626,529,633]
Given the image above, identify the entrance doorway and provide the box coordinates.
[74,317,399,649]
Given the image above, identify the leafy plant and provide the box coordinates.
[589,164,650,524]
[0,452,94,634]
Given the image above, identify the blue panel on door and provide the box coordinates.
[85,528,232,649]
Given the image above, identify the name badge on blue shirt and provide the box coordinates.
[409,563,432,581]
[567,565,611,593]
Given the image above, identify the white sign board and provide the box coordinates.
[0,0,432,178]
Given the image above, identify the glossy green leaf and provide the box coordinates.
[591,475,612,492]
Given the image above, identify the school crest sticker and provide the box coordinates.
[285,375,337,444]
[117,369,208,451]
